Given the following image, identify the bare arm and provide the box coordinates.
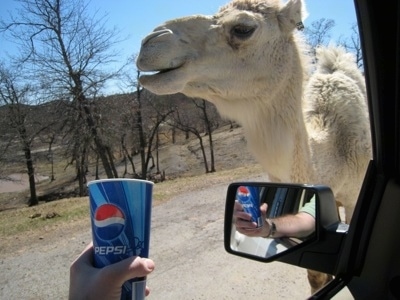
[267,212,315,238]
[235,202,315,239]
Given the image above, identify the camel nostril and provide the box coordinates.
[141,29,173,46]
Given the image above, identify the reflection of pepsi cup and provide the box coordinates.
[88,178,154,300]
[237,186,263,228]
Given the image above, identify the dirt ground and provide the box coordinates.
[0,171,313,299]
[0,126,353,299]
[0,173,50,193]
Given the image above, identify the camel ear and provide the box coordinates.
[278,0,308,33]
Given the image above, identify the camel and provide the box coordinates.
[136,0,371,294]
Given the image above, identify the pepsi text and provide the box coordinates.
[94,245,127,255]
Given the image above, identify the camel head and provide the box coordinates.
[137,0,306,103]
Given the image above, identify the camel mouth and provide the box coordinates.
[138,64,185,90]
[136,53,186,78]
[157,67,179,74]
[139,64,183,77]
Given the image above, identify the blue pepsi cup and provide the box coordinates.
[236,186,263,228]
[87,178,154,300]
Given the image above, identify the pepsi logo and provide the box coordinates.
[94,204,125,241]
[238,186,250,197]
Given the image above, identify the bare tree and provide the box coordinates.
[338,23,363,69]
[0,63,54,206]
[42,133,56,182]
[192,99,219,172]
[119,70,175,179]
[304,19,363,70]
[134,83,175,179]
[304,18,335,55]
[169,98,219,173]
[1,0,123,185]
[120,132,137,177]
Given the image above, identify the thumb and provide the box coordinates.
[260,203,268,218]
[101,256,155,284]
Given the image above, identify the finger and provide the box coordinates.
[145,286,151,297]
[234,201,243,211]
[236,219,257,229]
[235,211,252,221]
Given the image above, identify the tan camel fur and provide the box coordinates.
[137,0,371,294]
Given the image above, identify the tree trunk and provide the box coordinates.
[106,146,118,178]
[73,74,115,179]
[84,108,114,178]
[122,156,128,177]
[24,146,38,206]
[208,132,216,173]
[76,156,85,196]
[136,79,147,180]
[156,129,160,173]
[121,135,137,175]
[202,100,216,173]
[171,126,176,144]
[95,155,100,180]
[197,135,209,173]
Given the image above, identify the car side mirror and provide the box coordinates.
[224,182,348,274]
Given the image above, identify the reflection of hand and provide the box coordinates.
[69,242,155,300]
[235,202,270,237]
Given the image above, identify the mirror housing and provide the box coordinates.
[224,182,348,275]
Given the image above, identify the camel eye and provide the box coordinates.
[231,24,256,39]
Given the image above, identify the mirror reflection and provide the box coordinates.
[230,185,316,258]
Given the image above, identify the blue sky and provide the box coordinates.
[131,0,357,55]
[97,0,357,58]
[1,0,357,93]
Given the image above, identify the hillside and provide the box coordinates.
[0,125,259,211]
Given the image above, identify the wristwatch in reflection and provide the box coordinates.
[266,218,277,237]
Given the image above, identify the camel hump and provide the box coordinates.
[315,46,357,74]
[314,45,365,95]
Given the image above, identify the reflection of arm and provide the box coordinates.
[235,201,315,239]
[265,212,315,239]
[266,196,315,238]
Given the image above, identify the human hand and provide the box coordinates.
[69,242,155,300]
[234,202,270,237]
